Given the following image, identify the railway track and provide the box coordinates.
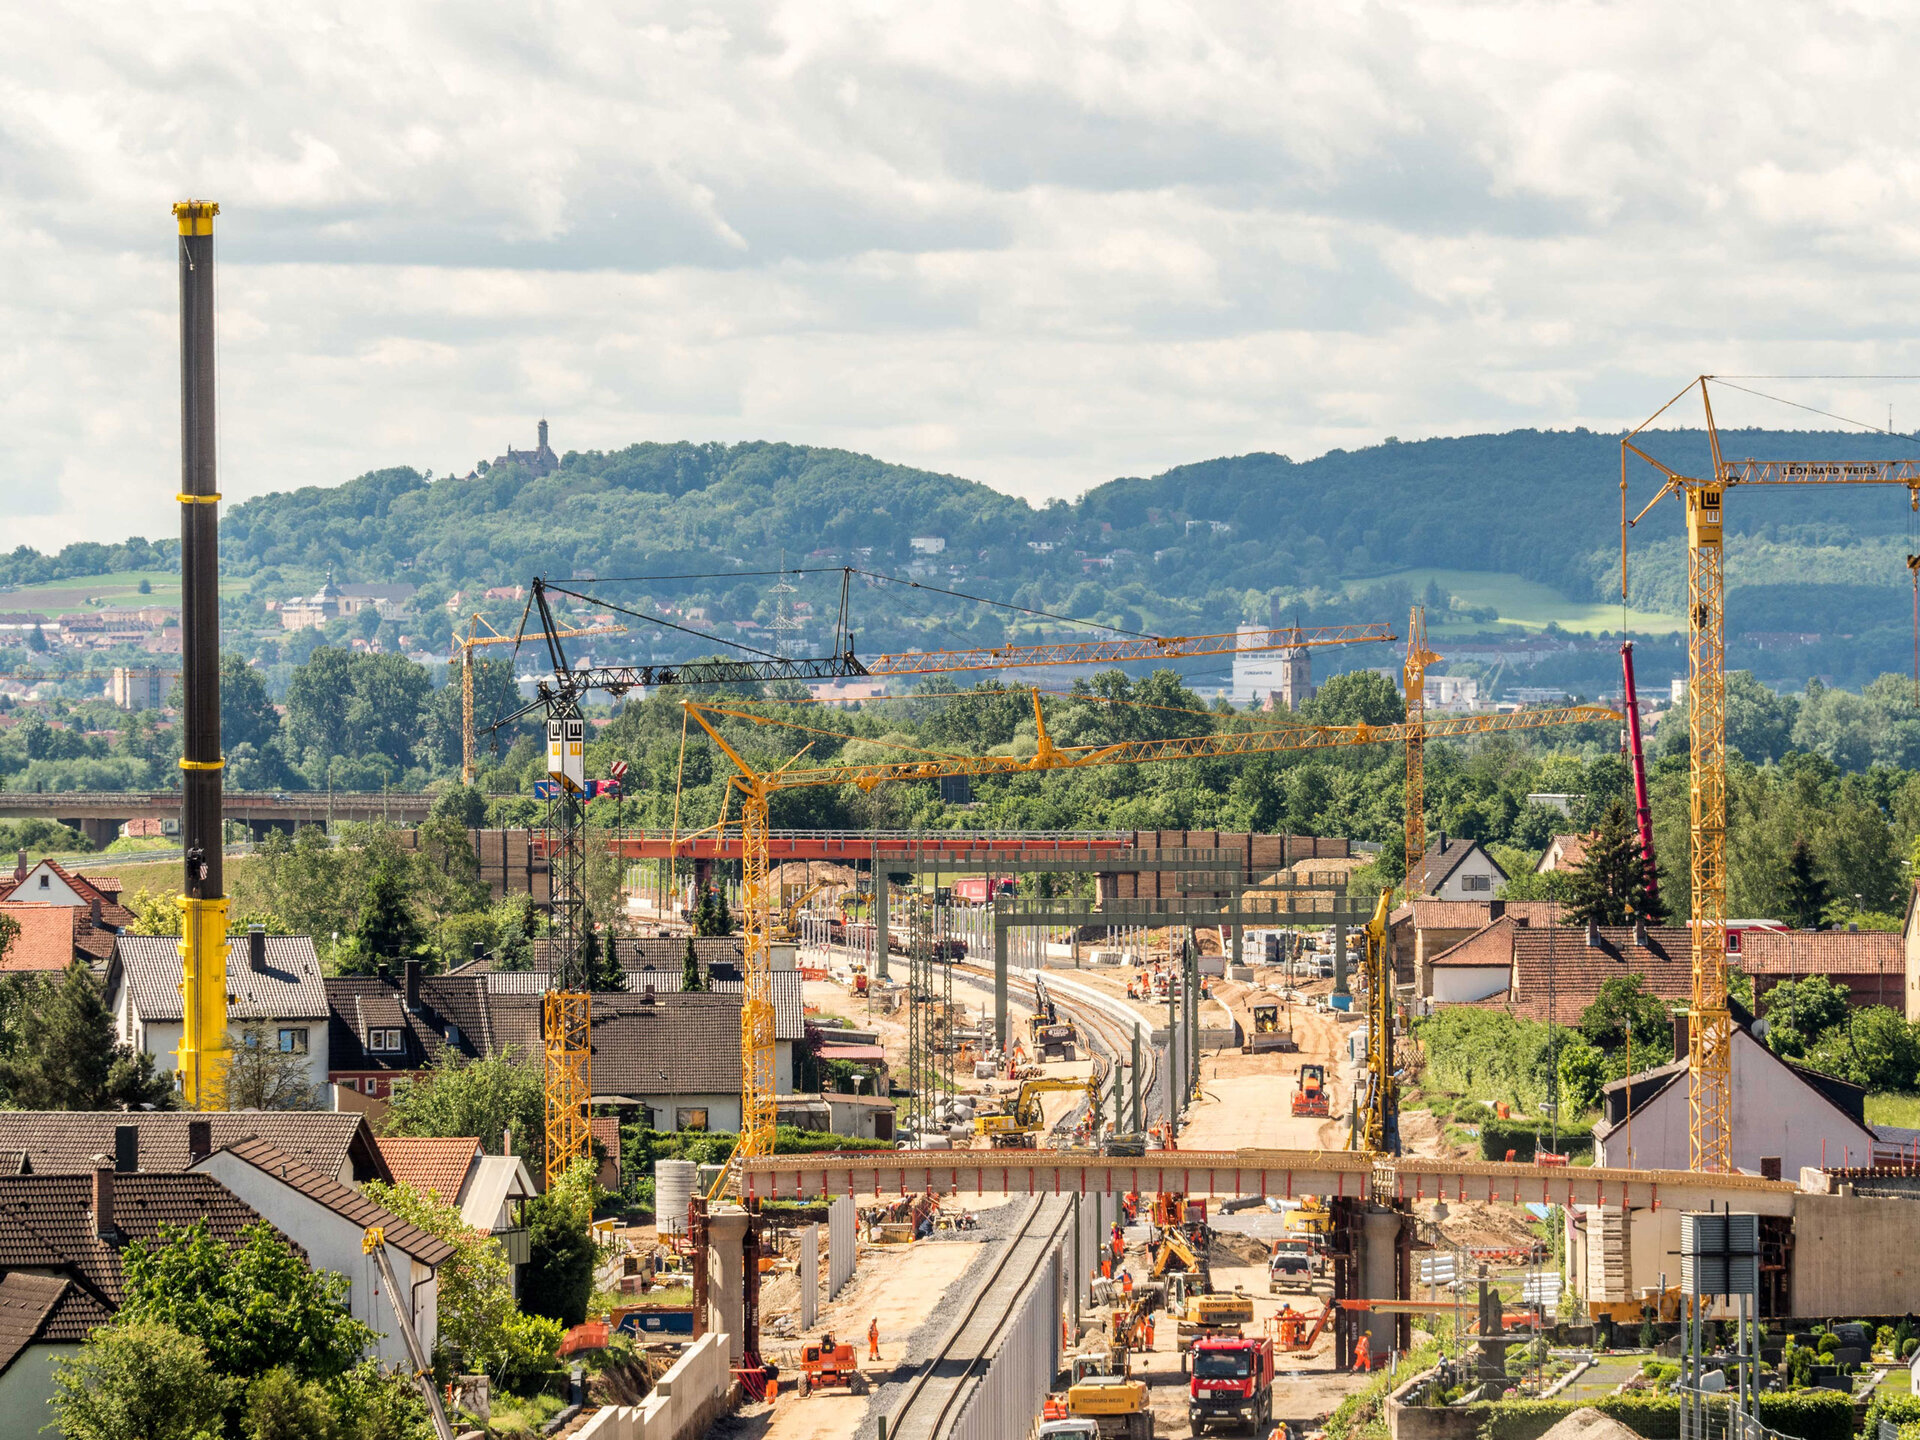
[884,1194,1076,1440]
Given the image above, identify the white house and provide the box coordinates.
[1414,835,1507,900]
[191,1139,451,1369]
[108,929,331,1097]
[376,1136,536,1297]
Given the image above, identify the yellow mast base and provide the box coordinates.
[175,895,230,1110]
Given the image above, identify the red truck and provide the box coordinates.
[1187,1334,1274,1435]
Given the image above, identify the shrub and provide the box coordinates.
[494,1310,566,1395]
[1469,1389,1850,1440]
[1477,1118,1595,1163]
[52,1320,232,1440]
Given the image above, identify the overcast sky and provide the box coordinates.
[4,1,1917,550]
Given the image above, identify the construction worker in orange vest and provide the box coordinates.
[1354,1331,1372,1372]
[1121,1270,1134,1298]
[869,1318,880,1361]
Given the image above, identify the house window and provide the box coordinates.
[1461,874,1492,893]
[675,1107,709,1132]
[37,874,49,890]
[279,1028,308,1054]
[368,1028,402,1053]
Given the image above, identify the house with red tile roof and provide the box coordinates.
[0,1159,280,1429]
[1740,928,1904,1013]
[0,856,135,929]
[1534,833,1594,874]
[376,1137,539,1295]
[1410,834,1508,901]
[1426,920,1697,1021]
[1389,898,1560,995]
[0,901,117,973]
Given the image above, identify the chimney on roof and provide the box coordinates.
[473,941,486,963]
[1673,1010,1690,1063]
[1437,829,1447,852]
[404,957,421,1013]
[89,895,102,929]
[1585,920,1600,948]
[12,849,23,884]
[113,1124,138,1174]
[502,1126,512,1156]
[187,1118,212,1163]
[642,984,657,1005]
[92,1167,116,1239]
[1489,900,1505,920]
[248,924,266,973]
[1633,916,1649,947]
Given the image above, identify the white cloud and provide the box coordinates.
[5,0,1920,549]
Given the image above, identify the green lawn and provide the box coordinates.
[1348,568,1685,637]
[0,570,247,610]
[1865,1093,1920,1128]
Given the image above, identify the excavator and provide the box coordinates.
[973,1075,1101,1148]
[1029,976,1078,1059]
[1043,1345,1155,1439]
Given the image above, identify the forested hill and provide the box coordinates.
[8,425,1920,671]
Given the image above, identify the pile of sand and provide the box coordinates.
[1535,1408,1645,1440]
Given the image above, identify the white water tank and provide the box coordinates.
[655,1159,697,1238]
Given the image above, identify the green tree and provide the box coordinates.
[117,1218,374,1385]
[1579,974,1675,1056]
[1556,1033,1608,1115]
[582,915,627,992]
[338,859,430,977]
[361,1180,519,1378]
[244,1367,340,1440]
[1761,974,1853,1058]
[1801,1006,1920,1092]
[0,962,175,1110]
[1781,837,1830,929]
[522,1161,600,1327]
[51,1320,231,1440]
[681,936,704,992]
[1302,670,1405,727]
[1563,798,1664,926]
[380,1049,546,1168]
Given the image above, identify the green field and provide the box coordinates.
[0,570,246,611]
[1349,568,1686,637]
[1865,1092,1920,1129]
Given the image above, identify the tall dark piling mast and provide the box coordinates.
[174,200,227,1108]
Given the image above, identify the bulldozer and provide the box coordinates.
[795,1333,869,1396]
[1043,1346,1155,1439]
[1244,1002,1299,1055]
[973,1076,1101,1148]
[1291,1063,1330,1118]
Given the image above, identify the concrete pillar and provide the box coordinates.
[993,919,1009,1049]
[874,874,890,981]
[706,1209,750,1366]
[1360,1207,1405,1359]
[1333,910,1349,997]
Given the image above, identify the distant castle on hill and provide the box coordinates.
[474,419,559,479]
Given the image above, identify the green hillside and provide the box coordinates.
[4,427,1916,693]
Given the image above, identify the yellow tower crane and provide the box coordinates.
[683,693,1619,1179]
[1624,376,1920,1171]
[530,599,1402,1183]
[452,614,626,785]
[1402,606,1441,898]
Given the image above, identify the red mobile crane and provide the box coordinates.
[1620,641,1658,912]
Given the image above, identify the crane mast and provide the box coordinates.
[1624,376,1920,1169]
[1402,606,1439,898]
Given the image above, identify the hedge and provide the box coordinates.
[1470,1389,1852,1440]
[1864,1391,1920,1438]
[1477,1119,1595,1164]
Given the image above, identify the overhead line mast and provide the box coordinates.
[1623,375,1920,1171]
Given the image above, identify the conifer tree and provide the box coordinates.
[1781,838,1830,929]
[681,936,704,992]
[1564,798,1666,927]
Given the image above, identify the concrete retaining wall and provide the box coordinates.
[1386,1369,1482,1440]
[571,1332,732,1440]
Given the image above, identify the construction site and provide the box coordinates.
[10,197,1920,1440]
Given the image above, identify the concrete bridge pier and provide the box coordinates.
[1333,1199,1415,1368]
[705,1209,750,1367]
[71,817,127,851]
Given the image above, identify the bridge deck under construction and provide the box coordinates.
[741,1148,1798,1213]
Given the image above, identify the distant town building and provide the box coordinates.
[110,665,173,710]
[908,536,947,556]
[1231,624,1314,709]
[336,583,416,619]
[278,571,344,631]
[1422,675,1479,711]
[1534,832,1593,873]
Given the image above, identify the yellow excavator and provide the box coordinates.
[973,1076,1101,1148]
[774,880,831,941]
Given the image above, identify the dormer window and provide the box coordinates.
[367,1028,403,1053]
